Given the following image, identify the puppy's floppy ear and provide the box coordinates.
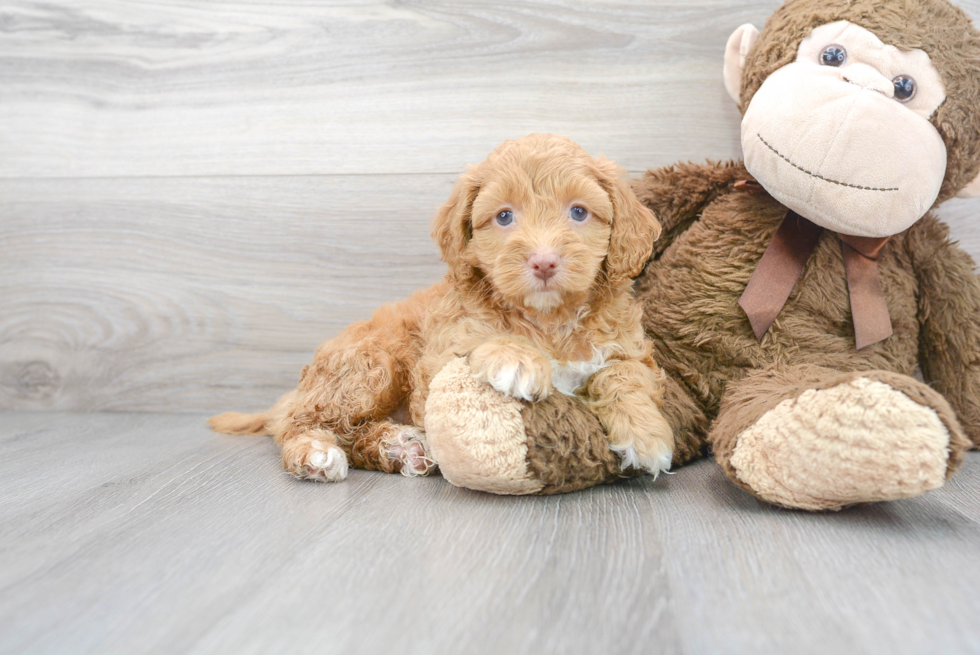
[432,167,481,280]
[593,157,661,281]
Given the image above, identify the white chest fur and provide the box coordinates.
[550,351,610,397]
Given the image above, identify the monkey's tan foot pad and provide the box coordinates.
[384,427,437,478]
[730,377,951,511]
[425,358,546,495]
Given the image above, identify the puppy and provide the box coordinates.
[209,134,674,482]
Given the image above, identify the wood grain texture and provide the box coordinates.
[0,175,450,412]
[6,0,976,179]
[0,0,770,178]
[0,411,978,655]
[9,0,974,178]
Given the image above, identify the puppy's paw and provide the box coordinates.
[383,426,436,477]
[305,446,349,482]
[469,340,552,402]
[612,441,673,479]
[282,434,349,482]
[607,408,674,479]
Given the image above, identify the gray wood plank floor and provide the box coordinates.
[1,411,978,655]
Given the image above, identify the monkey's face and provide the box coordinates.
[736,21,948,238]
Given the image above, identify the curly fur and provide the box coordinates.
[210,134,672,481]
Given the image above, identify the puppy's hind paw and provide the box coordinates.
[384,426,436,477]
[303,446,349,482]
[284,436,349,482]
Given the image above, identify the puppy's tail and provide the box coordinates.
[208,411,272,436]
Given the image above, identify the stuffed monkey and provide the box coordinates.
[631,0,980,509]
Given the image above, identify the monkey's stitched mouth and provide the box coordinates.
[757,134,899,192]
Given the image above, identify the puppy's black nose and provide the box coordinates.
[528,252,559,281]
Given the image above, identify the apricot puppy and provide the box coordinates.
[210,134,673,481]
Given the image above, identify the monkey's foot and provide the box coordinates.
[730,377,951,510]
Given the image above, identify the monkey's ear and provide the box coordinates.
[956,170,980,198]
[723,24,760,105]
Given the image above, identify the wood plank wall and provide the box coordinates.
[2,1,979,413]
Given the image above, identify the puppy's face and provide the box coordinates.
[432,134,661,314]
[468,162,613,312]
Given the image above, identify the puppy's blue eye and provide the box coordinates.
[570,206,588,222]
[495,210,514,226]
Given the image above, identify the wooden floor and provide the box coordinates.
[2,411,979,655]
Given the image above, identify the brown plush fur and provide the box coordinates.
[740,0,980,204]
[211,134,671,482]
[520,393,643,495]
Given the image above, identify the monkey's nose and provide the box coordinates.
[528,251,560,281]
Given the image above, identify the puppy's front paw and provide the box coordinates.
[607,409,674,479]
[469,340,552,402]
[282,433,349,482]
[612,441,673,478]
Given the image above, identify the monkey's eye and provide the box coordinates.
[569,205,588,222]
[892,75,916,102]
[495,210,514,226]
[820,45,847,67]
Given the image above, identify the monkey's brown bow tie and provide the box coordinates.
[738,210,893,350]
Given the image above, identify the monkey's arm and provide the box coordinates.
[910,216,980,446]
[631,160,750,258]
